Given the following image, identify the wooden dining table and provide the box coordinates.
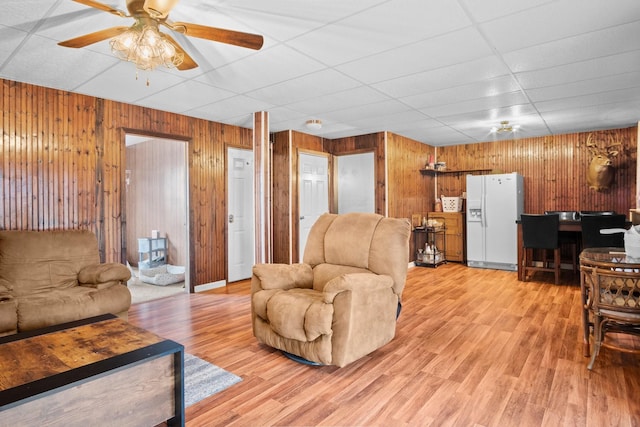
[516,220,581,281]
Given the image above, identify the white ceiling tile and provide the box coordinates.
[335,27,494,84]
[285,86,391,116]
[477,0,640,53]
[502,20,640,73]
[246,69,360,106]
[75,61,186,104]
[419,92,531,118]
[186,94,275,122]
[527,71,640,103]
[135,80,237,113]
[194,44,325,93]
[401,75,522,109]
[372,56,512,98]
[536,87,640,113]
[514,50,640,89]
[0,34,119,92]
[287,0,471,66]
[459,0,555,23]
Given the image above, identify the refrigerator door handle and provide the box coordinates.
[481,194,486,227]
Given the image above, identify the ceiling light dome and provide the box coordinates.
[305,119,322,131]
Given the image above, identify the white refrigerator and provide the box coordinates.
[466,173,524,271]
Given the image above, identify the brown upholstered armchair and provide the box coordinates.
[251,212,411,367]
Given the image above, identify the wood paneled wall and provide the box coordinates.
[0,79,253,290]
[125,138,187,267]
[386,132,435,220]
[2,78,637,287]
[386,132,435,257]
[436,127,637,215]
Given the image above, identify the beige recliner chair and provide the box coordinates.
[251,212,411,367]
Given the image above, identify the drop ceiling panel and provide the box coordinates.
[502,20,640,73]
[194,44,325,94]
[135,80,237,113]
[287,0,471,66]
[526,71,640,103]
[372,56,512,98]
[335,27,495,84]
[285,86,391,116]
[514,50,640,89]
[0,34,118,92]
[477,0,640,53]
[401,75,523,110]
[75,61,186,104]
[246,69,361,106]
[186,94,275,122]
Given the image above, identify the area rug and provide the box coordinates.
[184,353,242,407]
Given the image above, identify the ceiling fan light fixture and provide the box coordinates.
[305,119,322,131]
[110,23,183,71]
[491,120,519,133]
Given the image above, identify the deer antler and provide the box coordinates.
[605,133,622,158]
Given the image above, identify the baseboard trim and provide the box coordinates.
[195,280,226,292]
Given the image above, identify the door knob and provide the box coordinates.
[229,214,234,223]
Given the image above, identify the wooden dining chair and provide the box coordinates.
[580,214,626,249]
[545,211,578,273]
[521,214,561,285]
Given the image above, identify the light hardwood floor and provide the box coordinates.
[129,263,640,427]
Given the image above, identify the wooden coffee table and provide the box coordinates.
[0,314,184,426]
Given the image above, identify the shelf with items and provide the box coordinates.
[420,168,493,176]
[413,227,446,268]
[138,237,167,269]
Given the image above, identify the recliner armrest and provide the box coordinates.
[323,273,394,303]
[252,263,313,291]
[78,263,131,286]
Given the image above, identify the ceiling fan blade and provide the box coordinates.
[58,26,130,48]
[170,22,263,50]
[162,33,198,70]
[72,0,127,17]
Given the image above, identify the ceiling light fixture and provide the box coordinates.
[491,120,519,133]
[305,119,322,131]
[110,20,183,75]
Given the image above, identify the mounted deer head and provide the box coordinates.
[585,133,622,192]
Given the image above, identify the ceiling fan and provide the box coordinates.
[58,0,264,71]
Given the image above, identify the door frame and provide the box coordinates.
[122,129,191,292]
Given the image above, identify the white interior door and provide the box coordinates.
[227,148,254,282]
[337,152,375,213]
[299,153,329,260]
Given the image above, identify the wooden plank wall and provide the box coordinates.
[0,79,253,290]
[386,132,435,257]
[436,127,637,215]
[386,132,435,220]
[125,138,187,267]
